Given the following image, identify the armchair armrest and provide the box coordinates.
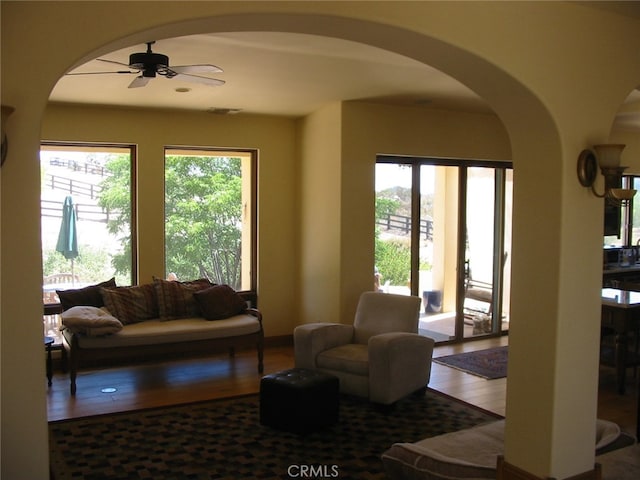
[245,307,263,326]
[368,333,435,404]
[294,323,354,369]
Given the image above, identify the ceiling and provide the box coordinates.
[51,29,639,129]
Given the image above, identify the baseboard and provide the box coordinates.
[264,334,293,348]
[497,456,602,480]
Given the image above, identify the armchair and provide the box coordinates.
[294,292,435,405]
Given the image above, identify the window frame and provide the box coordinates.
[605,175,639,248]
[40,140,138,286]
[376,155,513,342]
[163,146,258,294]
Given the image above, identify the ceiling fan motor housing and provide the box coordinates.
[129,51,169,77]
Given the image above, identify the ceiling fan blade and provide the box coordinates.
[170,64,223,74]
[172,73,225,87]
[128,76,150,88]
[66,71,136,76]
[97,58,136,69]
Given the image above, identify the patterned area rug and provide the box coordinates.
[434,346,509,379]
[49,389,501,479]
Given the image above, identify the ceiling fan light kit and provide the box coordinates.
[129,47,169,74]
[69,41,225,89]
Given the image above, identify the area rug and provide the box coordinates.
[49,389,501,480]
[434,346,508,379]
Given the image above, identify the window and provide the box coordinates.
[375,156,512,343]
[164,148,256,291]
[604,175,640,248]
[40,142,135,336]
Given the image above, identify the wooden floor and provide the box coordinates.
[46,336,638,439]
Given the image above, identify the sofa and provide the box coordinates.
[57,278,264,394]
[596,443,640,478]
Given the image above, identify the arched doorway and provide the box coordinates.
[9,3,638,479]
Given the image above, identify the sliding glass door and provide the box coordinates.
[375,156,512,343]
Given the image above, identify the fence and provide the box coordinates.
[48,157,108,177]
[41,199,115,223]
[44,174,103,200]
[376,213,433,240]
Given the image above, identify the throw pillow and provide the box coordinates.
[100,283,158,325]
[154,278,213,320]
[61,306,123,336]
[193,284,247,321]
[57,278,117,311]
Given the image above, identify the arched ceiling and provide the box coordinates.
[50,31,494,117]
[49,28,639,130]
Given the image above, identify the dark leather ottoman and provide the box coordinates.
[259,368,339,433]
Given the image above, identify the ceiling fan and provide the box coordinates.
[67,41,225,89]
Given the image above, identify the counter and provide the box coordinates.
[603,265,640,286]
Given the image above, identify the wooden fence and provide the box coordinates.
[41,199,114,223]
[44,174,103,200]
[48,157,108,177]
[376,213,433,240]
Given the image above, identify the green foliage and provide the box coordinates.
[97,154,132,281]
[97,153,244,288]
[374,234,411,286]
[375,194,411,285]
[375,196,400,220]
[164,155,242,288]
[374,187,432,286]
[42,245,126,284]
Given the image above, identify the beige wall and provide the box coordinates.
[298,103,344,323]
[2,2,640,479]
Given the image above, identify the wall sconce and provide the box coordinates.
[577,144,636,206]
[1,105,15,167]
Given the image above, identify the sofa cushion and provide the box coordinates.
[57,278,116,311]
[100,284,158,325]
[61,306,123,336]
[154,278,213,320]
[194,284,247,320]
[64,313,261,348]
[316,344,369,376]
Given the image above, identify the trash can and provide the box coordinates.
[423,290,442,313]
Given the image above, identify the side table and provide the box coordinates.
[45,336,54,386]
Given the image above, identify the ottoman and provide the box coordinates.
[260,368,339,434]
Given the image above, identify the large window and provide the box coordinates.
[375,156,512,343]
[164,148,256,291]
[40,142,135,303]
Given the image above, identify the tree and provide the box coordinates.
[99,154,244,288]
[164,155,243,288]
[374,235,411,286]
[43,245,111,284]
[98,154,132,280]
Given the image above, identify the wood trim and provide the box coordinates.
[497,456,602,480]
[264,334,293,348]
